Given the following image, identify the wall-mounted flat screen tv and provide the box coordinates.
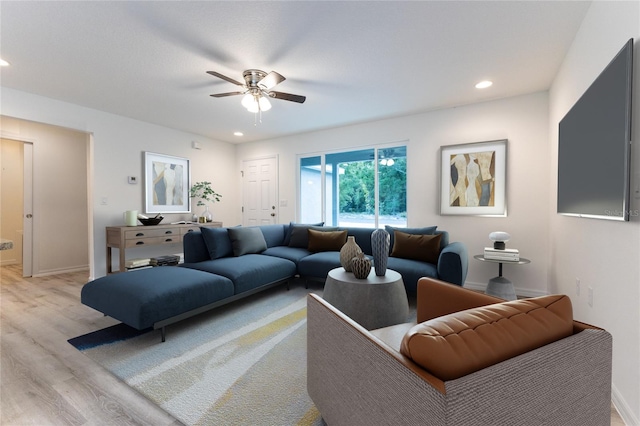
[557,38,633,221]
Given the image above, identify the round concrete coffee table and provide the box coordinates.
[323,267,409,330]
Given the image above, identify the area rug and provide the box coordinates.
[69,284,325,426]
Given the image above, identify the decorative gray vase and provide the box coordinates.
[340,236,361,272]
[371,228,390,276]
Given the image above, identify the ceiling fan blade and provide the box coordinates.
[210,91,244,98]
[258,71,286,90]
[206,71,244,86]
[269,91,306,103]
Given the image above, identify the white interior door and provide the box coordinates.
[23,142,33,277]
[242,156,278,226]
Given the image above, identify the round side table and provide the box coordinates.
[323,267,409,330]
[474,254,531,301]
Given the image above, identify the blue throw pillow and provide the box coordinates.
[385,225,438,254]
[286,222,325,247]
[227,227,268,256]
[200,227,233,260]
[284,222,324,246]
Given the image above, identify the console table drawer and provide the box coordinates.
[181,225,204,235]
[106,222,222,274]
[124,235,182,248]
[124,228,180,239]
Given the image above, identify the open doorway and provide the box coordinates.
[1,116,90,277]
[0,138,30,274]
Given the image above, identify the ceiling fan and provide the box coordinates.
[207,69,306,113]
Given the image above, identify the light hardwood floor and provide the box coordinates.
[1,265,181,425]
[0,264,627,425]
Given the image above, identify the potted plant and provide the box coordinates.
[189,181,222,223]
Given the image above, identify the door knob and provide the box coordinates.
[271,213,275,217]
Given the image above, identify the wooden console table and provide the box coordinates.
[106,222,222,273]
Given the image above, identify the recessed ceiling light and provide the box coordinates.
[233,132,244,137]
[0,59,10,67]
[475,80,493,89]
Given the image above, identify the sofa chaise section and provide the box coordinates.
[81,266,235,341]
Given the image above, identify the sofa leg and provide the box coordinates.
[160,327,166,342]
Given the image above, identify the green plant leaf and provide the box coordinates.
[189,181,222,205]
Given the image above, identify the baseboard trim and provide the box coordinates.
[463,280,548,298]
[32,266,89,278]
[612,383,638,426]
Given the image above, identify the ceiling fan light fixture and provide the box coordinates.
[258,95,271,111]
[246,101,260,113]
[242,92,272,113]
[207,69,305,119]
[241,93,256,110]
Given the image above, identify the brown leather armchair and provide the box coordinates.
[307,277,612,425]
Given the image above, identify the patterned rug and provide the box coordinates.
[69,284,325,426]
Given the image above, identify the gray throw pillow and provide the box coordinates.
[227,227,268,256]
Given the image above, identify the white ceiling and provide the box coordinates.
[0,1,591,143]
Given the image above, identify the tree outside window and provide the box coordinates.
[299,146,406,228]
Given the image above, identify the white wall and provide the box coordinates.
[1,88,238,279]
[236,92,551,297]
[549,1,640,424]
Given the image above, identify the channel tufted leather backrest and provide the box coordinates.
[400,294,573,381]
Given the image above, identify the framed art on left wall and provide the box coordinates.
[144,152,191,214]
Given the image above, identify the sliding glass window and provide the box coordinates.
[299,146,406,228]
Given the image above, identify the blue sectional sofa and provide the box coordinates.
[82,223,467,341]
[181,223,468,294]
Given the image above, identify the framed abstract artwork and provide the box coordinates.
[440,139,507,216]
[144,152,191,214]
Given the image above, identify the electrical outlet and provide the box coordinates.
[575,278,580,296]
[588,287,593,307]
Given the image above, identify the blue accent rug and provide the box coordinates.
[68,323,151,350]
